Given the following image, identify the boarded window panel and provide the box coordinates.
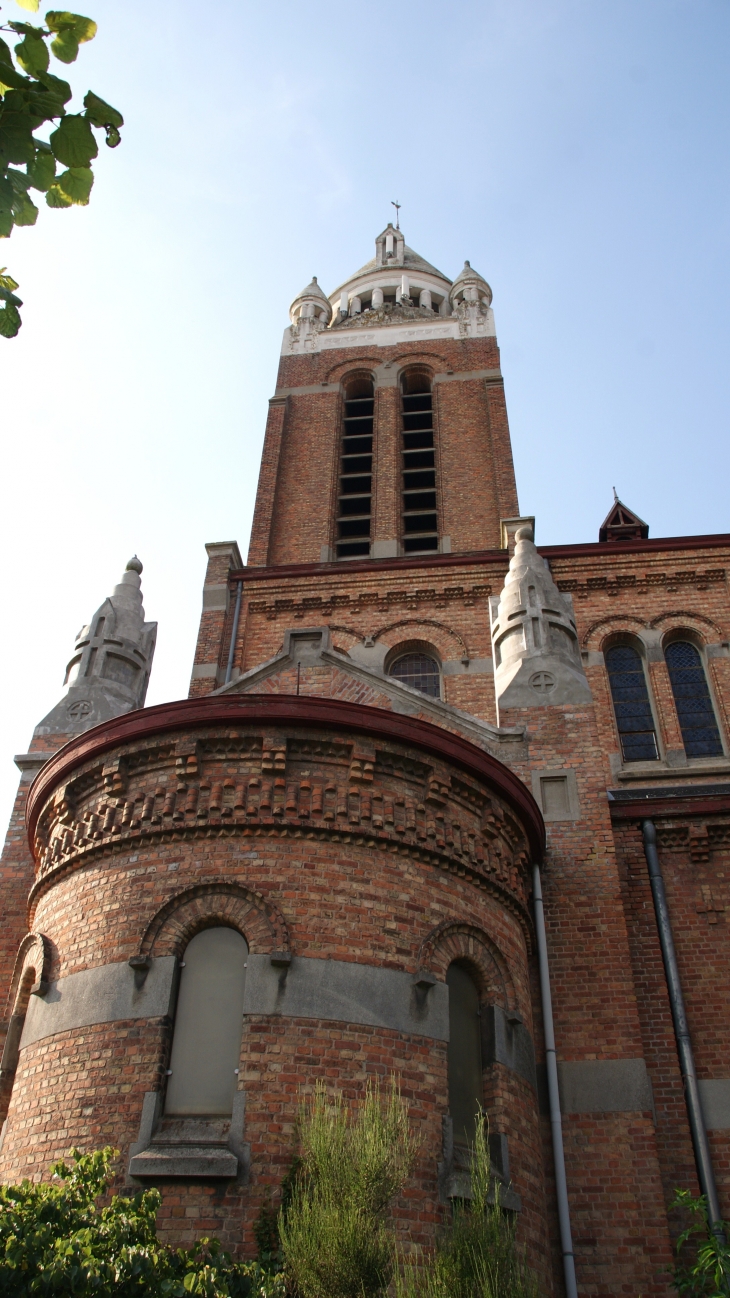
[446,964,483,1147]
[541,777,569,818]
[165,927,248,1116]
[665,641,723,758]
[605,645,659,762]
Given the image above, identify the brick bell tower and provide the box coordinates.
[246,224,518,571]
[5,222,730,1298]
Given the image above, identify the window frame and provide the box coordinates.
[385,641,443,700]
[661,630,726,760]
[603,635,663,765]
[398,367,440,556]
[335,373,376,561]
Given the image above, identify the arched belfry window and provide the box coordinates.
[665,641,723,758]
[446,963,483,1148]
[605,644,659,762]
[336,377,374,559]
[165,927,248,1116]
[401,372,438,553]
[389,651,441,699]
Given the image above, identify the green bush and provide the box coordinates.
[670,1189,730,1296]
[0,1146,283,1297]
[394,1114,537,1298]
[278,1078,419,1298]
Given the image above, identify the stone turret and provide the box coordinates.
[490,525,592,714]
[34,557,157,738]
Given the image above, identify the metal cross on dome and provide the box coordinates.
[391,200,401,229]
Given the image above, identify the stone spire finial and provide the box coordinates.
[34,557,157,739]
[489,525,592,713]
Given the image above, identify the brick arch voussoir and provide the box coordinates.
[5,932,52,1018]
[417,921,514,1011]
[324,356,381,386]
[372,619,469,659]
[649,610,723,637]
[582,614,648,651]
[139,882,290,960]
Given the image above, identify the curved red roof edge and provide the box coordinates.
[26,695,545,860]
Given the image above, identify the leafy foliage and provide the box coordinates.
[278,1078,419,1298]
[671,1189,730,1297]
[393,1114,538,1298]
[0,0,123,335]
[254,1158,302,1273]
[0,1146,285,1297]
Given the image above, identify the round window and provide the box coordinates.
[389,652,440,699]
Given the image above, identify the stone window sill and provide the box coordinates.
[128,1095,248,1181]
[615,757,730,783]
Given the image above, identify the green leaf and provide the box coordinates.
[12,189,38,224]
[0,209,13,235]
[0,268,20,292]
[50,112,97,166]
[0,60,31,90]
[36,68,72,107]
[45,180,72,207]
[49,29,78,63]
[13,0,40,12]
[45,12,97,41]
[14,31,49,76]
[0,301,21,336]
[0,37,14,67]
[0,114,36,164]
[27,144,55,190]
[0,176,14,212]
[83,89,123,129]
[54,164,92,203]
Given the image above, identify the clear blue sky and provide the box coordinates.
[1,0,729,838]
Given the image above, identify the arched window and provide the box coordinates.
[389,651,441,699]
[605,644,659,762]
[446,963,483,1148]
[336,377,374,559]
[401,372,438,553]
[665,641,723,758]
[165,927,248,1116]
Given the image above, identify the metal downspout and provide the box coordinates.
[224,580,243,686]
[641,819,723,1234]
[533,863,579,1298]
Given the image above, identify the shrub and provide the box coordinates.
[394,1114,538,1298]
[0,1146,283,1298]
[670,1189,730,1296]
[278,1078,419,1298]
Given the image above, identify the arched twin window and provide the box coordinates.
[606,639,723,763]
[446,963,483,1147]
[165,927,248,1116]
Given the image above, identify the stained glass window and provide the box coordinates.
[665,641,723,758]
[605,644,658,762]
[389,652,441,698]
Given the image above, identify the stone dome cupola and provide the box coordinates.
[289,276,332,327]
[449,260,493,310]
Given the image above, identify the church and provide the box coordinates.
[1,224,729,1297]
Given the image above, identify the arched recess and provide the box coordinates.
[582,614,647,652]
[416,921,515,1013]
[0,932,52,1102]
[650,610,723,636]
[138,882,290,960]
[372,618,470,660]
